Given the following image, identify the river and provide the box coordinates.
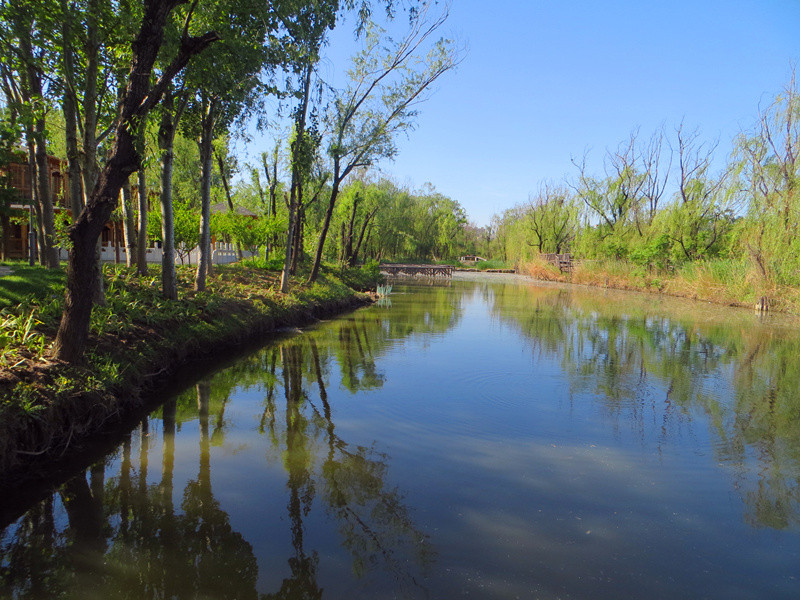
[2,273,800,599]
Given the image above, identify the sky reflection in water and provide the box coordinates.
[2,276,800,599]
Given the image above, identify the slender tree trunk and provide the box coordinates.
[24,134,45,264]
[159,92,180,300]
[215,148,242,259]
[121,180,137,267]
[81,0,99,207]
[344,193,359,264]
[20,35,59,267]
[308,175,342,283]
[61,1,84,221]
[281,64,312,292]
[135,166,148,274]
[280,191,297,291]
[290,196,304,274]
[76,5,107,297]
[262,146,279,258]
[350,209,375,267]
[195,97,215,291]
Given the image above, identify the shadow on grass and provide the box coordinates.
[0,262,65,309]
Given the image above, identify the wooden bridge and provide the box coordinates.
[379,264,454,278]
[542,253,574,273]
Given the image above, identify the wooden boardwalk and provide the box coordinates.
[542,253,574,273]
[379,264,454,278]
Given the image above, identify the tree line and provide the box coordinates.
[487,72,800,295]
[0,0,463,362]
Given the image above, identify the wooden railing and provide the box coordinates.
[542,253,574,273]
[379,264,454,278]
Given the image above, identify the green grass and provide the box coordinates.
[1,261,367,397]
[474,259,511,270]
[0,262,65,309]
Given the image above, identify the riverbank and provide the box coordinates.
[515,257,800,314]
[0,263,374,484]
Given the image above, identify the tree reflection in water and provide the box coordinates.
[0,318,433,599]
[489,281,800,530]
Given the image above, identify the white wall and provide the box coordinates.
[58,242,255,265]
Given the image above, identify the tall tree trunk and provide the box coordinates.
[61,0,84,221]
[78,3,106,297]
[344,192,359,264]
[280,191,297,291]
[24,134,44,264]
[121,180,137,267]
[281,63,312,292]
[215,148,242,260]
[135,153,148,275]
[158,91,181,300]
[308,171,342,283]
[290,192,304,274]
[53,0,218,362]
[81,0,99,207]
[262,145,279,258]
[350,209,375,267]
[20,35,59,267]
[195,97,215,291]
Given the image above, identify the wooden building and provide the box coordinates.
[1,153,71,260]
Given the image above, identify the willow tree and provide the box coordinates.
[53,0,218,363]
[307,2,460,282]
[735,72,800,288]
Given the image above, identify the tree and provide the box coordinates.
[157,85,189,298]
[0,1,60,267]
[526,182,577,254]
[53,0,219,363]
[663,123,733,262]
[734,71,800,287]
[182,0,281,292]
[307,2,461,282]
[279,0,336,291]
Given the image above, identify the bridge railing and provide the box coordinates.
[379,264,453,277]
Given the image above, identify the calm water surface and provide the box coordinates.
[3,275,800,599]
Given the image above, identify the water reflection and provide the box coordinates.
[1,328,434,599]
[488,281,800,530]
[4,278,800,599]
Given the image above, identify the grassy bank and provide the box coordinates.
[0,261,375,480]
[518,256,800,313]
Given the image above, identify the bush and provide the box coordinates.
[474,259,509,270]
[337,260,385,291]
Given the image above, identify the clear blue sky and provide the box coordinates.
[247,0,800,226]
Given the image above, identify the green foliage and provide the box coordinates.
[212,212,286,255]
[150,202,202,263]
[628,233,671,271]
[0,308,48,364]
[336,260,385,291]
[333,179,469,263]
